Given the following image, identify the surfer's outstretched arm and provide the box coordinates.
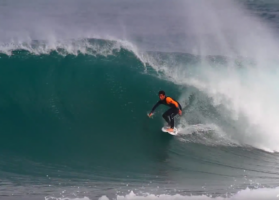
[148,101,162,117]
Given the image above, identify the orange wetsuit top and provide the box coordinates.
[151,96,182,113]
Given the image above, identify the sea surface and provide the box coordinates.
[1,0,279,199]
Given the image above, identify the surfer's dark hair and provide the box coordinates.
[158,90,165,95]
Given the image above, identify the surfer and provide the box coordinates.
[148,90,182,132]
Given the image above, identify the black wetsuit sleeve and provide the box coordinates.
[150,101,162,113]
[178,103,182,110]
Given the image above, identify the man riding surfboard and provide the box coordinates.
[148,90,182,132]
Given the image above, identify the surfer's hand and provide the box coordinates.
[179,110,182,115]
[148,113,153,117]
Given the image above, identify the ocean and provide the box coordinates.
[1,0,279,199]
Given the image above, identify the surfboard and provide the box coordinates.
[161,126,178,135]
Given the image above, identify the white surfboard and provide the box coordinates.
[162,126,178,135]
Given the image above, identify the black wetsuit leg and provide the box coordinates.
[162,107,179,128]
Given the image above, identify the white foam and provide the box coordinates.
[176,123,239,147]
[45,197,90,200]
[177,64,279,152]
[99,187,279,200]
[142,1,279,153]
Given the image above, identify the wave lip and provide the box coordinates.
[0,38,124,56]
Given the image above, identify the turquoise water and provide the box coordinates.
[1,1,279,200]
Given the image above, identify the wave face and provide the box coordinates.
[1,0,279,200]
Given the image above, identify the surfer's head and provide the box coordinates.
[158,90,166,100]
